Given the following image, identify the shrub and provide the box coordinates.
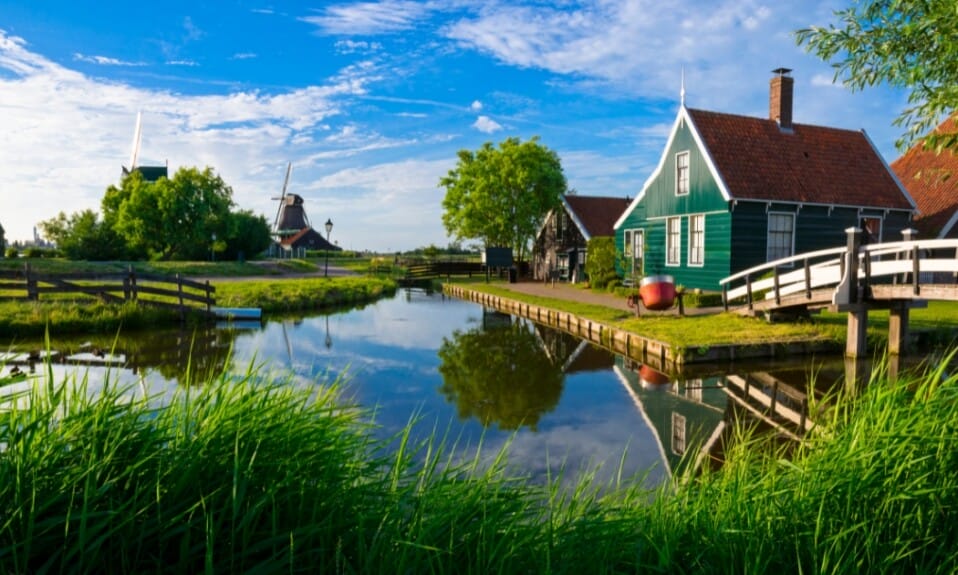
[4,247,18,259]
[585,236,616,285]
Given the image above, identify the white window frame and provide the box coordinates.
[666,217,682,266]
[675,151,690,196]
[766,212,796,262]
[632,229,644,276]
[688,214,705,267]
[624,230,633,258]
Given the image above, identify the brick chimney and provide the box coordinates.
[769,67,793,129]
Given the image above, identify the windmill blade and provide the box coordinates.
[272,161,292,232]
[128,111,142,170]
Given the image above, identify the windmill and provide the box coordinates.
[270,162,311,241]
[121,111,168,182]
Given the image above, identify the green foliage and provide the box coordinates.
[796,1,958,151]
[0,220,5,254]
[4,247,18,259]
[40,209,128,260]
[440,136,566,262]
[42,167,268,262]
[584,236,617,288]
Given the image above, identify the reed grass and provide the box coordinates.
[1,351,956,573]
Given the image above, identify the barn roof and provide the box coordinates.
[891,116,958,238]
[563,195,630,239]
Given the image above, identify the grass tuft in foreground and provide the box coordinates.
[1,352,958,572]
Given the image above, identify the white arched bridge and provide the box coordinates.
[719,228,958,358]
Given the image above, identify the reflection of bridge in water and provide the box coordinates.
[613,356,834,479]
[721,228,958,358]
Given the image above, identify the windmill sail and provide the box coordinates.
[272,162,292,233]
[128,111,142,171]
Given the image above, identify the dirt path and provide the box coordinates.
[496,279,724,316]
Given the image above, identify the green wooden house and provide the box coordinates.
[614,69,918,291]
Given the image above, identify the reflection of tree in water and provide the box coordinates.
[437,315,564,431]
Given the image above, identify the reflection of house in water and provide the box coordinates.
[614,356,727,477]
[533,323,614,373]
[615,355,821,478]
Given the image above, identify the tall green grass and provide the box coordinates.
[1,352,957,572]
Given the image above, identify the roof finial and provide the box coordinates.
[680,67,686,107]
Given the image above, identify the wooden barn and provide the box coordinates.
[533,194,630,283]
[613,69,917,291]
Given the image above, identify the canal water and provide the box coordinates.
[0,288,887,490]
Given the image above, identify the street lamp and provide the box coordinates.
[211,232,216,262]
[324,218,333,277]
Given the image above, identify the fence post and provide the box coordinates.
[176,273,185,320]
[912,245,921,295]
[804,258,811,299]
[833,227,862,306]
[25,263,36,301]
[773,267,781,305]
[124,265,133,301]
[206,280,212,315]
[131,267,138,301]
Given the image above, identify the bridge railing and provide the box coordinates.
[720,232,958,313]
[719,247,846,311]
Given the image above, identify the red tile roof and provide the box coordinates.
[687,108,914,211]
[891,116,958,237]
[563,195,631,237]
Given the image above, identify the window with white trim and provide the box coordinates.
[666,217,681,266]
[675,151,690,196]
[767,213,795,261]
[624,230,633,258]
[688,214,704,266]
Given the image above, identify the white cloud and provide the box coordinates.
[167,59,199,67]
[73,53,144,66]
[470,100,482,111]
[0,29,379,245]
[472,115,501,133]
[231,52,257,60]
[301,1,433,35]
[335,39,383,54]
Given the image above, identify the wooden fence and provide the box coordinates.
[0,264,216,317]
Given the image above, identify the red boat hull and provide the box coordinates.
[639,275,676,310]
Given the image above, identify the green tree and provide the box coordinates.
[796,1,958,151]
[440,136,566,262]
[222,210,272,261]
[0,220,5,256]
[584,236,618,289]
[107,167,234,260]
[39,209,128,260]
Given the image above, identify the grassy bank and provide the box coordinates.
[455,280,958,352]
[214,275,397,313]
[0,257,398,335]
[0,352,955,572]
[454,281,845,349]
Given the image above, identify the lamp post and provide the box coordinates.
[324,218,333,277]
[211,232,216,262]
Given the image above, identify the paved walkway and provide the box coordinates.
[493,279,724,317]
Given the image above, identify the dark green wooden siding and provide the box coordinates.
[616,116,732,290]
[730,202,916,273]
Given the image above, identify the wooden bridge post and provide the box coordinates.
[898,228,917,285]
[888,301,909,356]
[834,228,868,359]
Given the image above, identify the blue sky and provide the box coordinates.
[0,1,908,252]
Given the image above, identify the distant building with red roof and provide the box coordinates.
[614,69,917,291]
[891,117,958,238]
[533,194,630,282]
